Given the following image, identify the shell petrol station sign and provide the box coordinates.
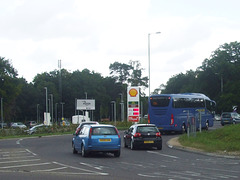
[127,87,140,122]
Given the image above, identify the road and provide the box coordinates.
[0,121,239,180]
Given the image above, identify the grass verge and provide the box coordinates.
[0,121,135,139]
[179,124,240,154]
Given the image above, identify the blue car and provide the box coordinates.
[72,124,121,157]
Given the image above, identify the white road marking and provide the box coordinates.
[30,166,67,172]
[120,161,145,167]
[147,151,179,159]
[0,162,51,169]
[53,161,108,175]
[0,159,41,164]
[16,139,23,145]
[25,149,37,156]
[80,162,103,170]
[0,150,28,154]
[0,156,35,160]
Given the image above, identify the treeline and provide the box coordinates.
[0,59,148,123]
[1,41,239,123]
[155,41,240,114]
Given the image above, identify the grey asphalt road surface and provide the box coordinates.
[0,121,239,180]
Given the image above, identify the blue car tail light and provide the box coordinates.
[89,127,93,139]
[115,127,121,138]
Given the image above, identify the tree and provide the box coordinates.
[0,57,22,122]
[109,62,132,84]
[159,41,240,113]
[162,70,199,94]
[128,60,148,89]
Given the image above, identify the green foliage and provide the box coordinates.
[109,60,148,98]
[160,41,240,113]
[0,122,131,139]
[109,62,132,84]
[1,41,240,123]
[0,57,22,121]
[179,124,240,153]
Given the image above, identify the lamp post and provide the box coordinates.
[55,103,58,124]
[220,75,223,93]
[148,32,161,97]
[50,94,53,123]
[111,101,116,126]
[119,93,124,122]
[61,102,65,120]
[37,104,39,124]
[44,87,48,123]
[215,73,223,93]
[85,92,88,118]
[1,98,3,129]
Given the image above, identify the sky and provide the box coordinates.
[1,0,240,95]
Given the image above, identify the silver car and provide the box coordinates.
[26,124,48,135]
[11,122,27,129]
[221,112,240,126]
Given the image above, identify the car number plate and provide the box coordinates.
[99,139,111,142]
[144,141,154,144]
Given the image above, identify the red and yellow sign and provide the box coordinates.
[127,87,140,122]
[129,88,138,97]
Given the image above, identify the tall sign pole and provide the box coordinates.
[127,87,140,123]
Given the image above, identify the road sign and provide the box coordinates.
[76,99,95,110]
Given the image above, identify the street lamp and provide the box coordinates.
[55,103,58,124]
[111,101,116,126]
[119,93,124,122]
[37,104,39,124]
[148,32,161,97]
[215,73,223,93]
[1,98,3,129]
[61,102,65,120]
[50,94,53,123]
[44,87,48,123]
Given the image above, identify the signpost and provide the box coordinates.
[76,99,95,121]
[196,109,205,133]
[127,87,140,123]
[76,99,95,110]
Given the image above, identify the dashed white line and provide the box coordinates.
[25,149,37,156]
[30,166,67,172]
[80,162,103,170]
[53,162,108,176]
[0,162,51,169]
[120,161,145,167]
[0,156,36,160]
[0,150,27,154]
[0,159,41,164]
[147,151,179,159]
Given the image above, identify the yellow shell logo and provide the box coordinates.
[129,88,138,97]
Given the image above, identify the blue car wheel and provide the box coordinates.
[72,143,77,154]
[114,150,121,157]
[81,144,88,157]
